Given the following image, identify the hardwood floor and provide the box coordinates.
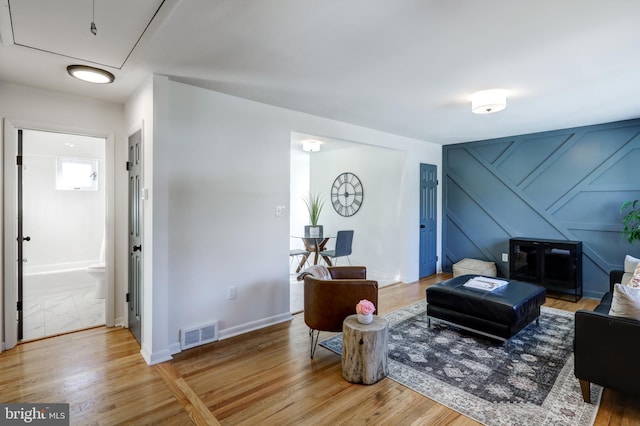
[1,273,639,425]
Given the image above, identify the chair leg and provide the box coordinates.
[296,254,310,273]
[309,328,320,359]
[579,379,591,403]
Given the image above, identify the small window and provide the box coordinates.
[56,158,98,191]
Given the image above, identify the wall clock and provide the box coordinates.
[331,172,364,217]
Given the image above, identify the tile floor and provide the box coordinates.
[22,281,104,341]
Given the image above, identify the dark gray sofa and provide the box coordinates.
[574,270,640,403]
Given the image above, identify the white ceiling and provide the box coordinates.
[1,0,639,144]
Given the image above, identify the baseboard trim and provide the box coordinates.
[218,312,293,341]
[140,345,173,366]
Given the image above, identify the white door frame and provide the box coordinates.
[2,118,116,350]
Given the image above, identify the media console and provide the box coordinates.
[509,237,583,301]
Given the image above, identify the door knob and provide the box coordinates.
[420,225,426,229]
[20,236,31,241]
[132,245,142,252]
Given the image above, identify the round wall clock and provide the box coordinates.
[331,172,364,217]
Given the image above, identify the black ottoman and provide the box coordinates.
[426,274,546,348]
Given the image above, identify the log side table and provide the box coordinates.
[341,314,389,385]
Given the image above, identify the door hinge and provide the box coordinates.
[437,179,439,185]
[16,155,23,166]
[126,161,132,171]
[436,256,439,261]
[17,301,22,311]
[126,293,130,302]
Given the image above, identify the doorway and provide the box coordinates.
[127,129,142,344]
[21,129,106,340]
[419,163,437,278]
[3,122,111,348]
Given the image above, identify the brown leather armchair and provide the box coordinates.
[302,266,378,358]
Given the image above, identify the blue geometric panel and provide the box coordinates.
[523,127,637,210]
[593,147,640,185]
[498,134,569,186]
[474,140,513,164]
[443,119,640,299]
[554,191,628,225]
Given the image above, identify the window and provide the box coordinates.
[56,158,98,191]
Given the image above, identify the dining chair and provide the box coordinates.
[290,248,310,271]
[320,230,353,265]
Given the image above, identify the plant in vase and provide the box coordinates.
[621,199,640,246]
[356,299,376,324]
[304,192,325,237]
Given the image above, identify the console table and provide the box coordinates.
[509,238,582,301]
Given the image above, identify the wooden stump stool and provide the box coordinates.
[341,314,388,384]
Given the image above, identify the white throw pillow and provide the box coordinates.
[621,254,640,286]
[630,263,640,288]
[609,283,640,321]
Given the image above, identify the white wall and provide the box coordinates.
[157,79,442,359]
[289,142,310,251]
[306,144,407,284]
[124,75,174,364]
[0,77,442,362]
[0,81,126,349]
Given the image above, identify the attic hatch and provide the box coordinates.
[5,0,165,69]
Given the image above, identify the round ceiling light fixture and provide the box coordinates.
[470,89,507,114]
[302,140,322,152]
[67,65,115,84]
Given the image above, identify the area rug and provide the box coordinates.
[320,301,602,426]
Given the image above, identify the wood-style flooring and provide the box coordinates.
[1,273,639,425]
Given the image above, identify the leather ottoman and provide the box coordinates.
[426,274,546,348]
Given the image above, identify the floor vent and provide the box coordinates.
[180,321,219,350]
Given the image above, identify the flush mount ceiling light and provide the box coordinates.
[302,140,322,152]
[67,65,115,84]
[470,89,507,114]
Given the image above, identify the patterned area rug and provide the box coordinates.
[320,301,602,426]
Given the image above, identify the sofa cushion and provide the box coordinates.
[608,283,640,321]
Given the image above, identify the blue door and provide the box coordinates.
[419,163,437,277]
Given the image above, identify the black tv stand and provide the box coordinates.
[509,238,582,302]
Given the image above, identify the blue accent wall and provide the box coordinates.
[442,119,640,299]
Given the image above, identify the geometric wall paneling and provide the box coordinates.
[592,145,640,186]
[473,140,514,165]
[496,134,570,186]
[444,178,512,276]
[443,119,640,299]
[521,127,636,211]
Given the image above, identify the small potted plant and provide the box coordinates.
[356,299,376,324]
[621,199,640,246]
[304,192,325,238]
